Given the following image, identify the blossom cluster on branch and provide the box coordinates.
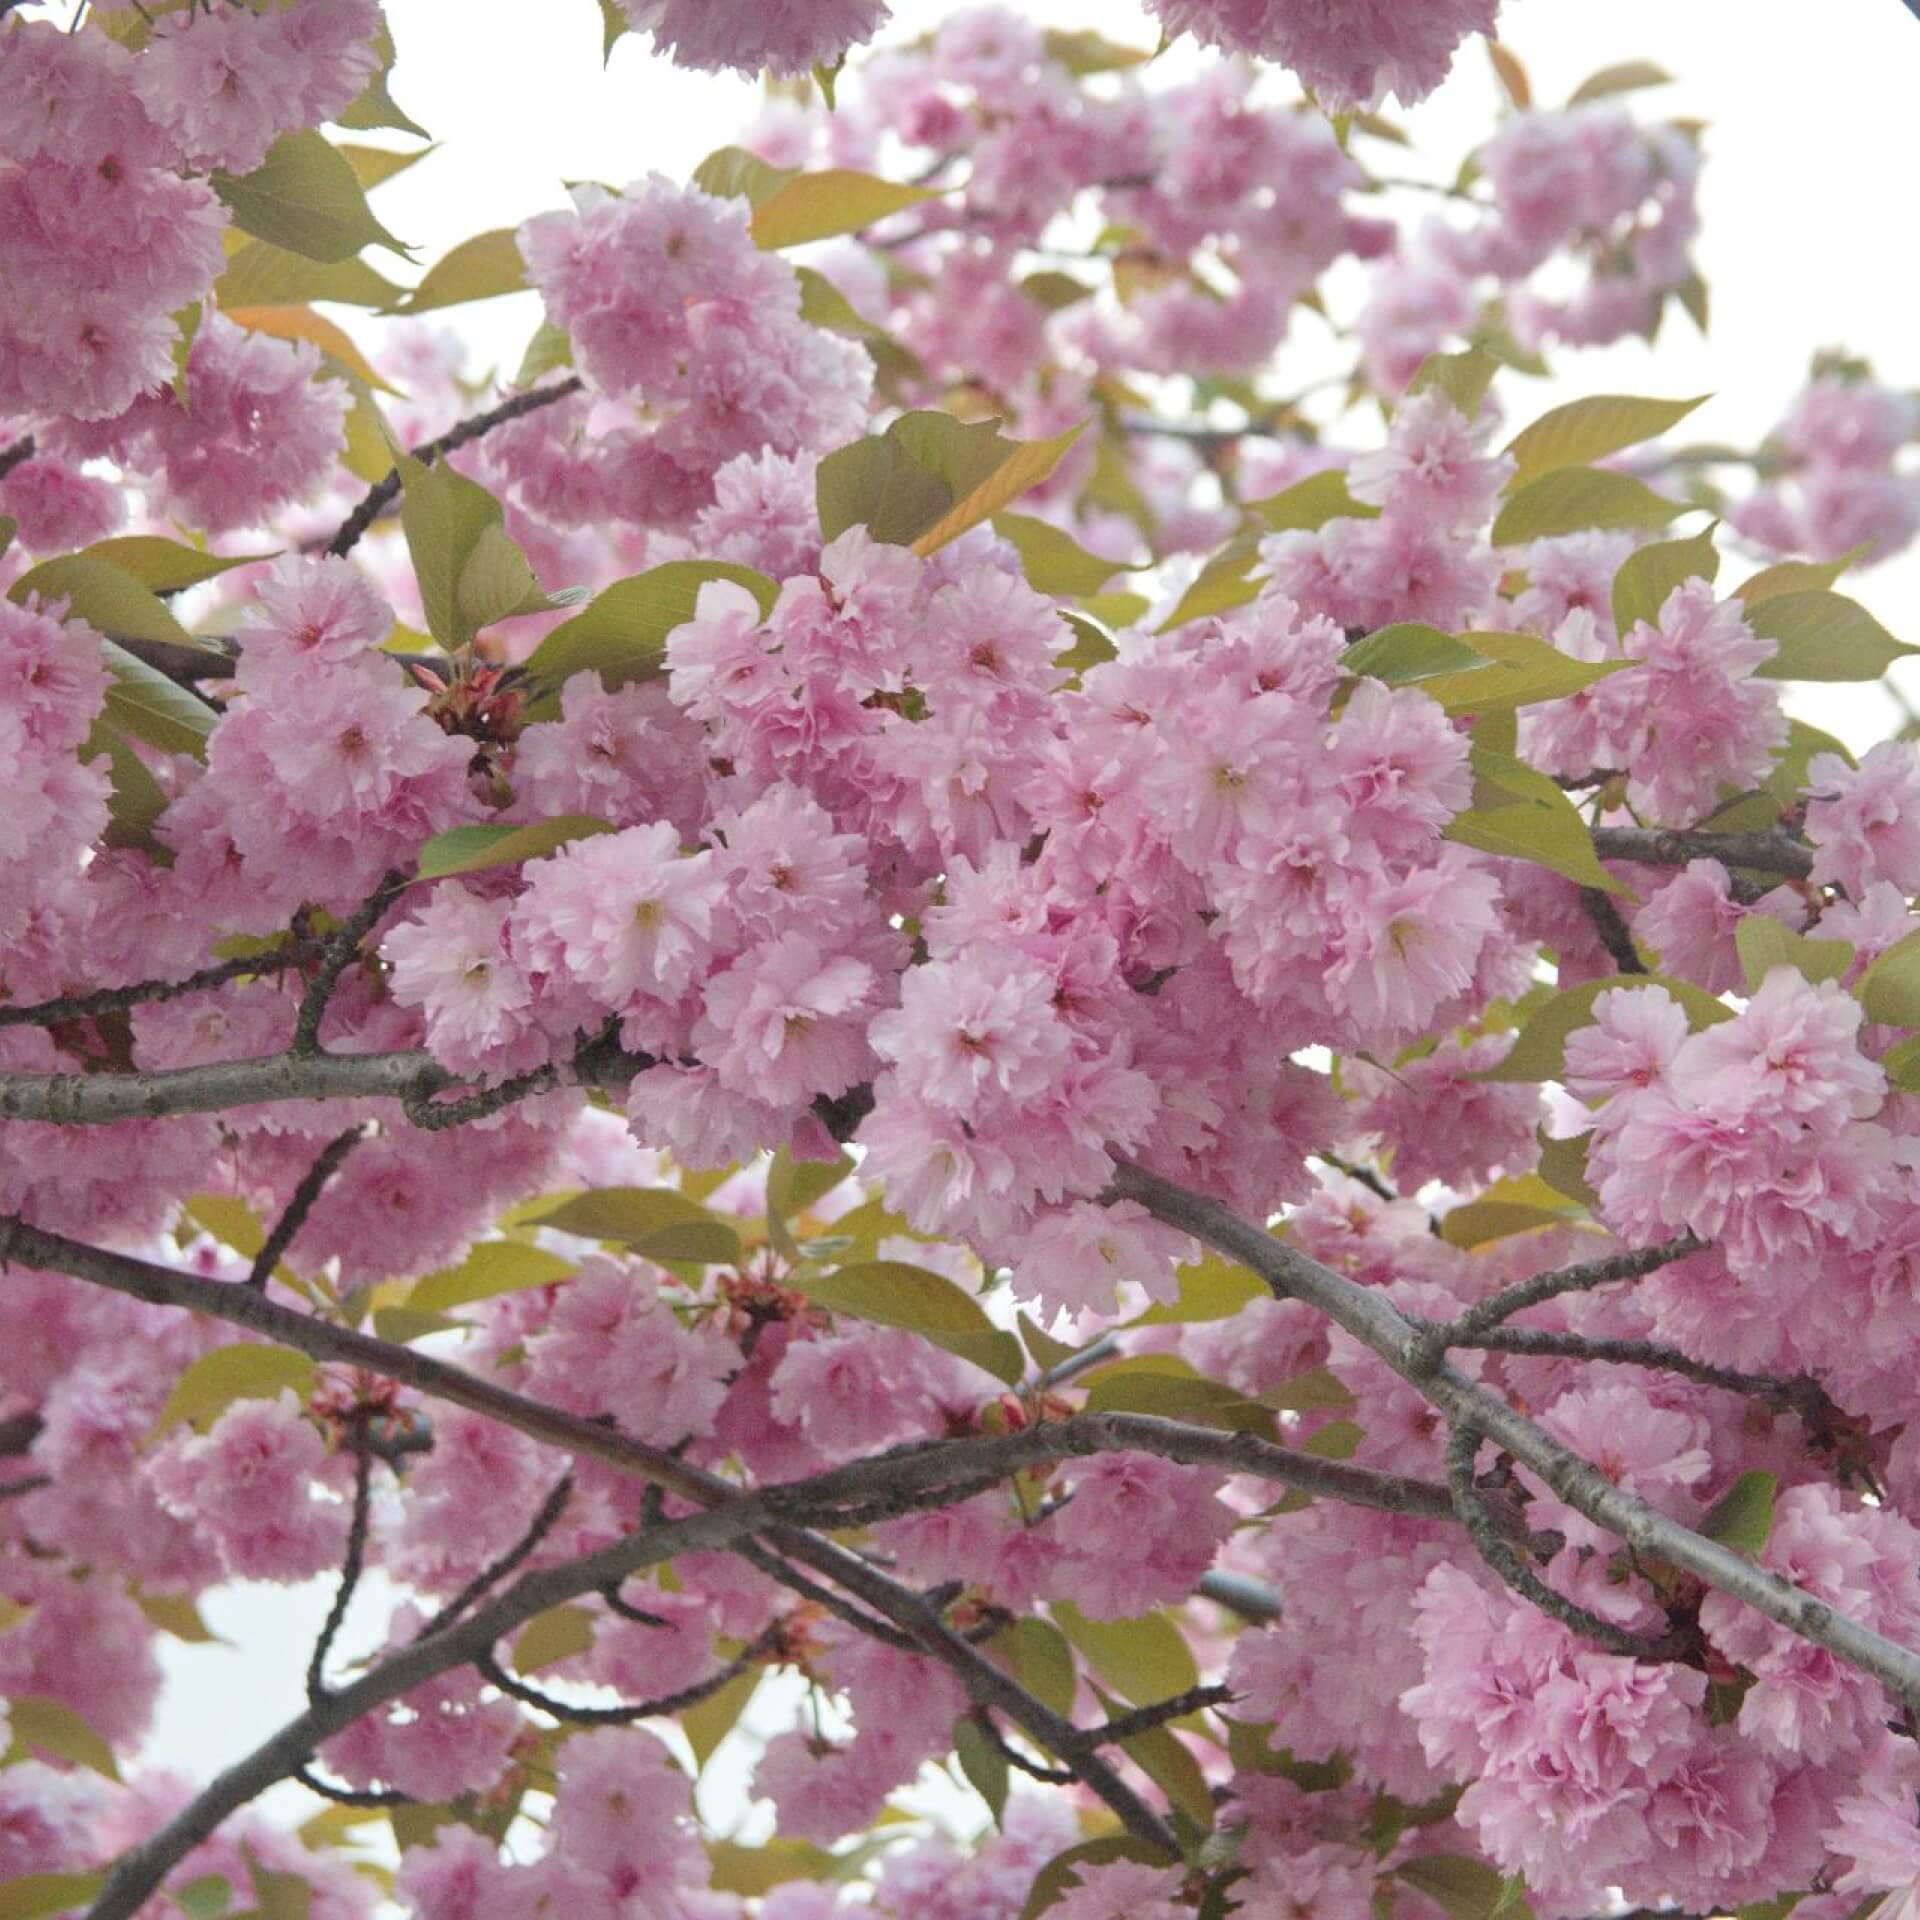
[5,3,1920,1919]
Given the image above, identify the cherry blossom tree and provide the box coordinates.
[6,2,1920,1917]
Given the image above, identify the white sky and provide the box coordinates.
[134,0,1920,1876]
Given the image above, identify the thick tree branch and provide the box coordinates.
[1588,826,1814,881]
[1109,1160,1920,1713]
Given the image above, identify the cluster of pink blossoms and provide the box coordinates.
[0,5,378,425]
[1732,370,1920,568]
[514,176,872,534]
[14,7,1920,1920]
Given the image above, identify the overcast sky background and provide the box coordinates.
[126,0,1920,1877]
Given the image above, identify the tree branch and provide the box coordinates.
[0,433,34,481]
[248,1125,370,1289]
[1108,1160,1920,1714]
[0,941,326,1033]
[85,1497,778,1920]
[1588,826,1814,881]
[321,377,586,560]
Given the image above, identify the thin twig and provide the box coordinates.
[1079,1683,1234,1749]
[290,871,410,1055]
[0,941,324,1033]
[248,1126,370,1289]
[289,1764,412,1808]
[0,434,35,481]
[1579,888,1647,974]
[1446,1421,1682,1660]
[475,1619,781,1726]
[1410,1236,1705,1366]
[414,1474,575,1639]
[322,377,585,559]
[731,1539,921,1652]
[307,1425,375,1704]
[972,1708,1075,1784]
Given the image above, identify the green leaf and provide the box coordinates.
[458,521,574,630]
[1440,1173,1585,1250]
[87,718,173,853]
[1699,1470,1777,1557]
[1858,929,1920,1028]
[515,318,575,388]
[595,0,629,61]
[1481,975,1735,1083]
[679,1661,761,1772]
[336,143,433,194]
[1416,629,1632,716]
[1081,1362,1279,1440]
[414,816,615,882]
[1155,528,1263,633]
[1056,610,1120,672]
[96,639,216,760]
[0,517,13,563]
[1734,917,1853,993]
[1263,1367,1359,1413]
[80,537,273,594]
[10,1698,120,1781]
[1042,27,1153,73]
[953,1713,1010,1823]
[1446,748,1628,894]
[1398,1855,1534,1920]
[992,512,1137,596]
[692,147,801,206]
[1115,1713,1214,1833]
[155,1346,316,1435]
[1301,1418,1363,1459]
[816,413,1083,554]
[789,1261,1024,1387]
[1130,1256,1268,1325]
[0,1875,107,1920]
[1535,1129,1599,1210]
[1021,270,1097,310]
[334,25,430,140]
[748,170,940,248]
[523,561,778,705]
[512,1604,596,1674]
[396,453,520,649]
[1567,59,1674,104]
[217,238,407,311]
[911,422,1086,557]
[1734,550,1865,603]
[1017,1313,1084,1375]
[1405,346,1500,418]
[705,1839,845,1899]
[1341,623,1487,686]
[1248,468,1379,533]
[8,553,200,648]
[214,131,408,265]
[533,1188,743,1265]
[370,1307,463,1344]
[794,265,880,340]
[1020,1838,1179,1920]
[223,301,399,394]
[1610,525,1720,635]
[1502,394,1707,490]
[133,1588,222,1644]
[1050,1602,1198,1708]
[1491,466,1688,547]
[1884,1033,1920,1091]
[172,1876,232,1920]
[397,229,528,315]
[407,1241,575,1313]
[241,1848,312,1920]
[764,1148,856,1224]
[1746,590,1917,681]
[992,1618,1079,1719]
